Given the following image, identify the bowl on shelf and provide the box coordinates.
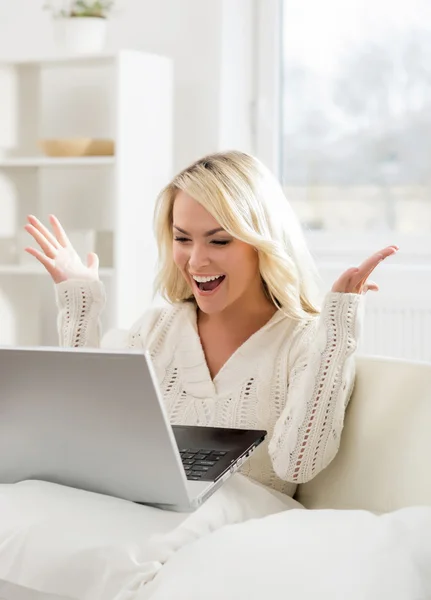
[38,138,115,158]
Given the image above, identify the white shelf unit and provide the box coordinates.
[0,50,173,347]
[0,157,116,167]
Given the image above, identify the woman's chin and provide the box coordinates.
[193,292,229,315]
[195,298,222,315]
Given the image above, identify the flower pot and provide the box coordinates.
[52,17,108,54]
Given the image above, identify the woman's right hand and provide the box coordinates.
[24,214,99,284]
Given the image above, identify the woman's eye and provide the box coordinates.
[211,240,231,246]
[174,237,190,243]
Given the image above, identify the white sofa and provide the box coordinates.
[296,355,431,512]
[0,355,430,600]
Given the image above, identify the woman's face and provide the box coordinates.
[172,191,263,316]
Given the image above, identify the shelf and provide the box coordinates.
[0,50,157,68]
[0,157,115,168]
[0,264,114,276]
[0,53,118,67]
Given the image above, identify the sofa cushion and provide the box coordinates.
[296,355,431,512]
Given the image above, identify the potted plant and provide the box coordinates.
[44,1,115,54]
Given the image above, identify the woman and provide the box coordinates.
[25,150,397,499]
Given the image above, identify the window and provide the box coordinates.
[256,0,431,239]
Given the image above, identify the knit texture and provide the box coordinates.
[55,281,363,497]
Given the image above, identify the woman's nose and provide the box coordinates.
[188,243,210,270]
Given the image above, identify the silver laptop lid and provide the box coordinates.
[0,346,190,506]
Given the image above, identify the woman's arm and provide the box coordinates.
[269,244,398,484]
[25,214,165,350]
[268,292,362,483]
[55,279,106,347]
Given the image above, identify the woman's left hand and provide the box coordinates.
[331,245,398,294]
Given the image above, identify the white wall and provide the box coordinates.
[0,0,255,172]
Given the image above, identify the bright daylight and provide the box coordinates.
[0,1,429,599]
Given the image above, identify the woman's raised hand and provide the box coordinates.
[24,214,99,284]
[331,245,398,294]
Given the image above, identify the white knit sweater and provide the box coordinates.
[55,280,363,497]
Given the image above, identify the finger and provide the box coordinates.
[362,280,379,293]
[350,245,398,288]
[350,275,380,294]
[86,252,99,271]
[331,267,359,293]
[358,246,398,274]
[355,279,380,294]
[24,224,58,258]
[26,215,61,249]
[48,214,70,247]
[24,247,64,283]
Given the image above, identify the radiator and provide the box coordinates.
[360,303,431,361]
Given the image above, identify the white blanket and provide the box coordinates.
[144,504,431,600]
[0,476,298,599]
[0,478,430,600]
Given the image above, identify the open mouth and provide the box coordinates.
[192,275,226,293]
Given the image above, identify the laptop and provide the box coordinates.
[0,346,266,511]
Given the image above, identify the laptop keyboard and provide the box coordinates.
[179,448,227,480]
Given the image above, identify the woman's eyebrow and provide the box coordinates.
[173,225,225,237]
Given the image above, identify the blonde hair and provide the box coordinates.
[153,150,321,319]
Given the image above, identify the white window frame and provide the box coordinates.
[253,0,283,179]
[252,0,431,261]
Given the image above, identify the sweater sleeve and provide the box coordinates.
[55,279,106,348]
[55,279,165,350]
[268,291,363,484]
